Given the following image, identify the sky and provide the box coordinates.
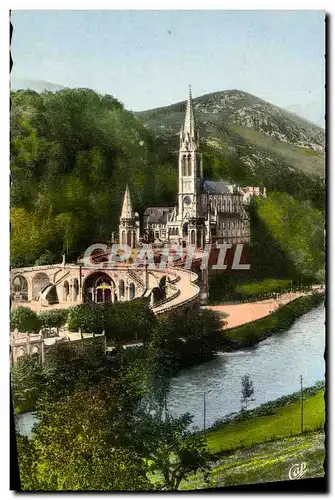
[11,10,325,126]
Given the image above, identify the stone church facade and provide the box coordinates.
[119,88,266,248]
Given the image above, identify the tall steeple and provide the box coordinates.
[120,185,133,219]
[180,85,198,149]
[119,185,140,248]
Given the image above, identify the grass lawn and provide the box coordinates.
[182,431,325,490]
[206,390,325,454]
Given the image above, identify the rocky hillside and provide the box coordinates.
[135,90,325,179]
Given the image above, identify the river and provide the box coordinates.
[167,304,325,429]
[15,304,325,436]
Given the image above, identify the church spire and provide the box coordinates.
[120,185,134,219]
[183,85,196,138]
[180,86,198,149]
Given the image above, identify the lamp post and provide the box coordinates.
[300,374,304,434]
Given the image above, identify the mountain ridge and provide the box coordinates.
[135,89,325,180]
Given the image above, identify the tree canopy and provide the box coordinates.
[10,88,177,266]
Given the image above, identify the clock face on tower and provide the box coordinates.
[183,195,192,206]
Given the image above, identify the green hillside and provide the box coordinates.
[10,88,325,274]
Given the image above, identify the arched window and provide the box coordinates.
[176,227,179,235]
[191,230,196,245]
[122,231,126,245]
[129,283,135,300]
[17,347,26,359]
[187,154,192,176]
[63,281,69,302]
[182,155,187,176]
[73,279,79,302]
[127,230,131,247]
[119,280,125,299]
[227,199,232,212]
[197,230,202,248]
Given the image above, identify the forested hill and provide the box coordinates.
[10,88,325,279]
[10,88,178,267]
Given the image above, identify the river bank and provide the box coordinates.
[167,303,325,428]
[205,287,324,330]
[180,383,325,490]
[218,292,324,351]
[206,383,325,455]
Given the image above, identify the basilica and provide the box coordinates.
[119,88,266,249]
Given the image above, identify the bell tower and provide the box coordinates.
[178,86,202,220]
[177,87,205,247]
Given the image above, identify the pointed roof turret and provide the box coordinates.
[120,185,134,219]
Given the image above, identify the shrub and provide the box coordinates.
[38,309,69,333]
[10,306,41,333]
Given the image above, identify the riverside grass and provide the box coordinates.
[179,388,325,490]
[182,431,325,490]
[206,390,325,454]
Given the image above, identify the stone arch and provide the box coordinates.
[83,272,115,303]
[63,281,69,302]
[182,222,189,237]
[119,279,125,299]
[151,286,163,305]
[12,275,28,301]
[129,283,135,300]
[45,286,59,305]
[227,198,232,212]
[122,230,126,245]
[159,275,167,290]
[32,272,50,300]
[191,230,196,245]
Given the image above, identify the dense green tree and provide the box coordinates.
[11,356,44,413]
[38,309,69,335]
[10,88,178,266]
[138,412,211,490]
[34,250,56,266]
[10,306,41,333]
[67,299,156,344]
[17,387,151,491]
[152,308,225,369]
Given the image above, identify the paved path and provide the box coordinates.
[152,268,200,314]
[204,287,324,329]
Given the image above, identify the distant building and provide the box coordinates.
[125,87,266,248]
